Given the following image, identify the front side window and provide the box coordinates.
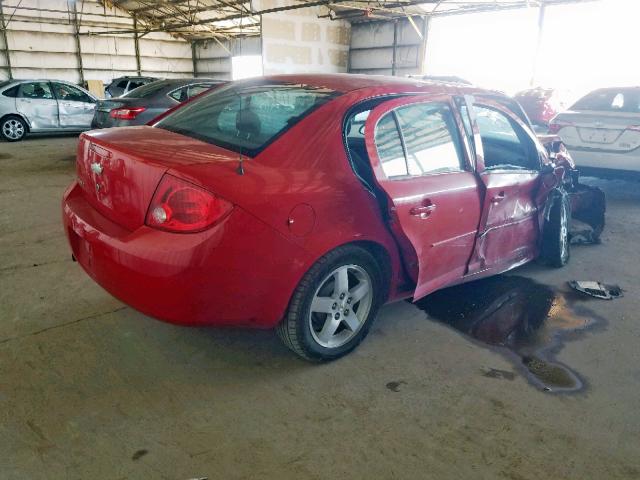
[19,82,54,100]
[395,103,464,176]
[475,105,537,170]
[53,83,91,103]
[156,81,339,157]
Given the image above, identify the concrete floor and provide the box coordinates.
[1,136,639,480]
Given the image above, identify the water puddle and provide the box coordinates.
[415,275,606,393]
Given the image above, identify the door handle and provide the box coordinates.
[409,204,436,218]
[491,192,506,203]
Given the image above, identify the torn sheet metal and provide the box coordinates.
[568,281,622,300]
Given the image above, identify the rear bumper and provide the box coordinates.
[62,181,310,328]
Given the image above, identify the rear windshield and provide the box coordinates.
[123,80,167,98]
[155,80,340,157]
[571,88,640,113]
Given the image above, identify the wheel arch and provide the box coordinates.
[0,112,31,132]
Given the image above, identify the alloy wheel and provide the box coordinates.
[2,119,25,140]
[308,264,373,349]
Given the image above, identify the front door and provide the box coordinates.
[463,99,544,273]
[52,82,96,129]
[363,95,483,300]
[16,81,59,130]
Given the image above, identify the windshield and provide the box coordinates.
[155,80,340,157]
[123,80,167,98]
[571,88,640,113]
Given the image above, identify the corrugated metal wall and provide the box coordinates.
[0,0,242,84]
[349,18,426,77]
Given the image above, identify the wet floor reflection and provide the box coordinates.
[415,275,605,393]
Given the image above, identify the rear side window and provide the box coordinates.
[127,81,145,90]
[124,81,166,98]
[188,84,213,98]
[395,103,464,175]
[2,85,19,97]
[571,88,640,113]
[19,82,54,100]
[156,81,339,157]
[168,86,188,102]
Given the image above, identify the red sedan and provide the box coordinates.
[63,74,573,361]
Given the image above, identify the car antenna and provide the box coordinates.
[236,92,245,176]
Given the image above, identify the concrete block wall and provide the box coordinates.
[256,0,350,75]
[349,18,426,77]
[194,36,261,80]
[0,0,197,84]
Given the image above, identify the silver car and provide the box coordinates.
[550,87,640,177]
[0,79,97,142]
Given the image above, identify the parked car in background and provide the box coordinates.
[92,78,223,128]
[104,76,158,98]
[1,79,97,142]
[514,87,566,130]
[64,74,581,361]
[549,87,640,177]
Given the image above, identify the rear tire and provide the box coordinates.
[1,115,27,142]
[277,245,384,361]
[540,191,570,268]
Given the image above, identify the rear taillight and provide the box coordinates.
[145,174,233,233]
[109,107,146,120]
[626,125,640,132]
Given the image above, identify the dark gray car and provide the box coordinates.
[104,76,158,98]
[92,78,223,128]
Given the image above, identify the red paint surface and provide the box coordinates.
[62,74,567,328]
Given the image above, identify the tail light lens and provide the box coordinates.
[626,125,640,133]
[110,107,146,120]
[145,174,233,233]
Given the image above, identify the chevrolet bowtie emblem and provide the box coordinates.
[90,162,103,175]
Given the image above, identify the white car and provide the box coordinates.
[549,87,640,177]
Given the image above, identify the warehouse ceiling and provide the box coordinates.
[101,0,592,41]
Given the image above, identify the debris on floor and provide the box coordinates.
[568,281,623,300]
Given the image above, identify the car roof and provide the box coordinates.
[258,73,501,98]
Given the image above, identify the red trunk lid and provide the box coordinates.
[76,126,238,231]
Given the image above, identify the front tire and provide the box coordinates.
[1,115,27,142]
[540,191,570,268]
[277,245,384,361]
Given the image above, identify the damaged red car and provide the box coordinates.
[63,74,584,361]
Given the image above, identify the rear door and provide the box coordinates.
[462,98,544,273]
[52,82,96,128]
[16,81,59,130]
[363,95,482,300]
